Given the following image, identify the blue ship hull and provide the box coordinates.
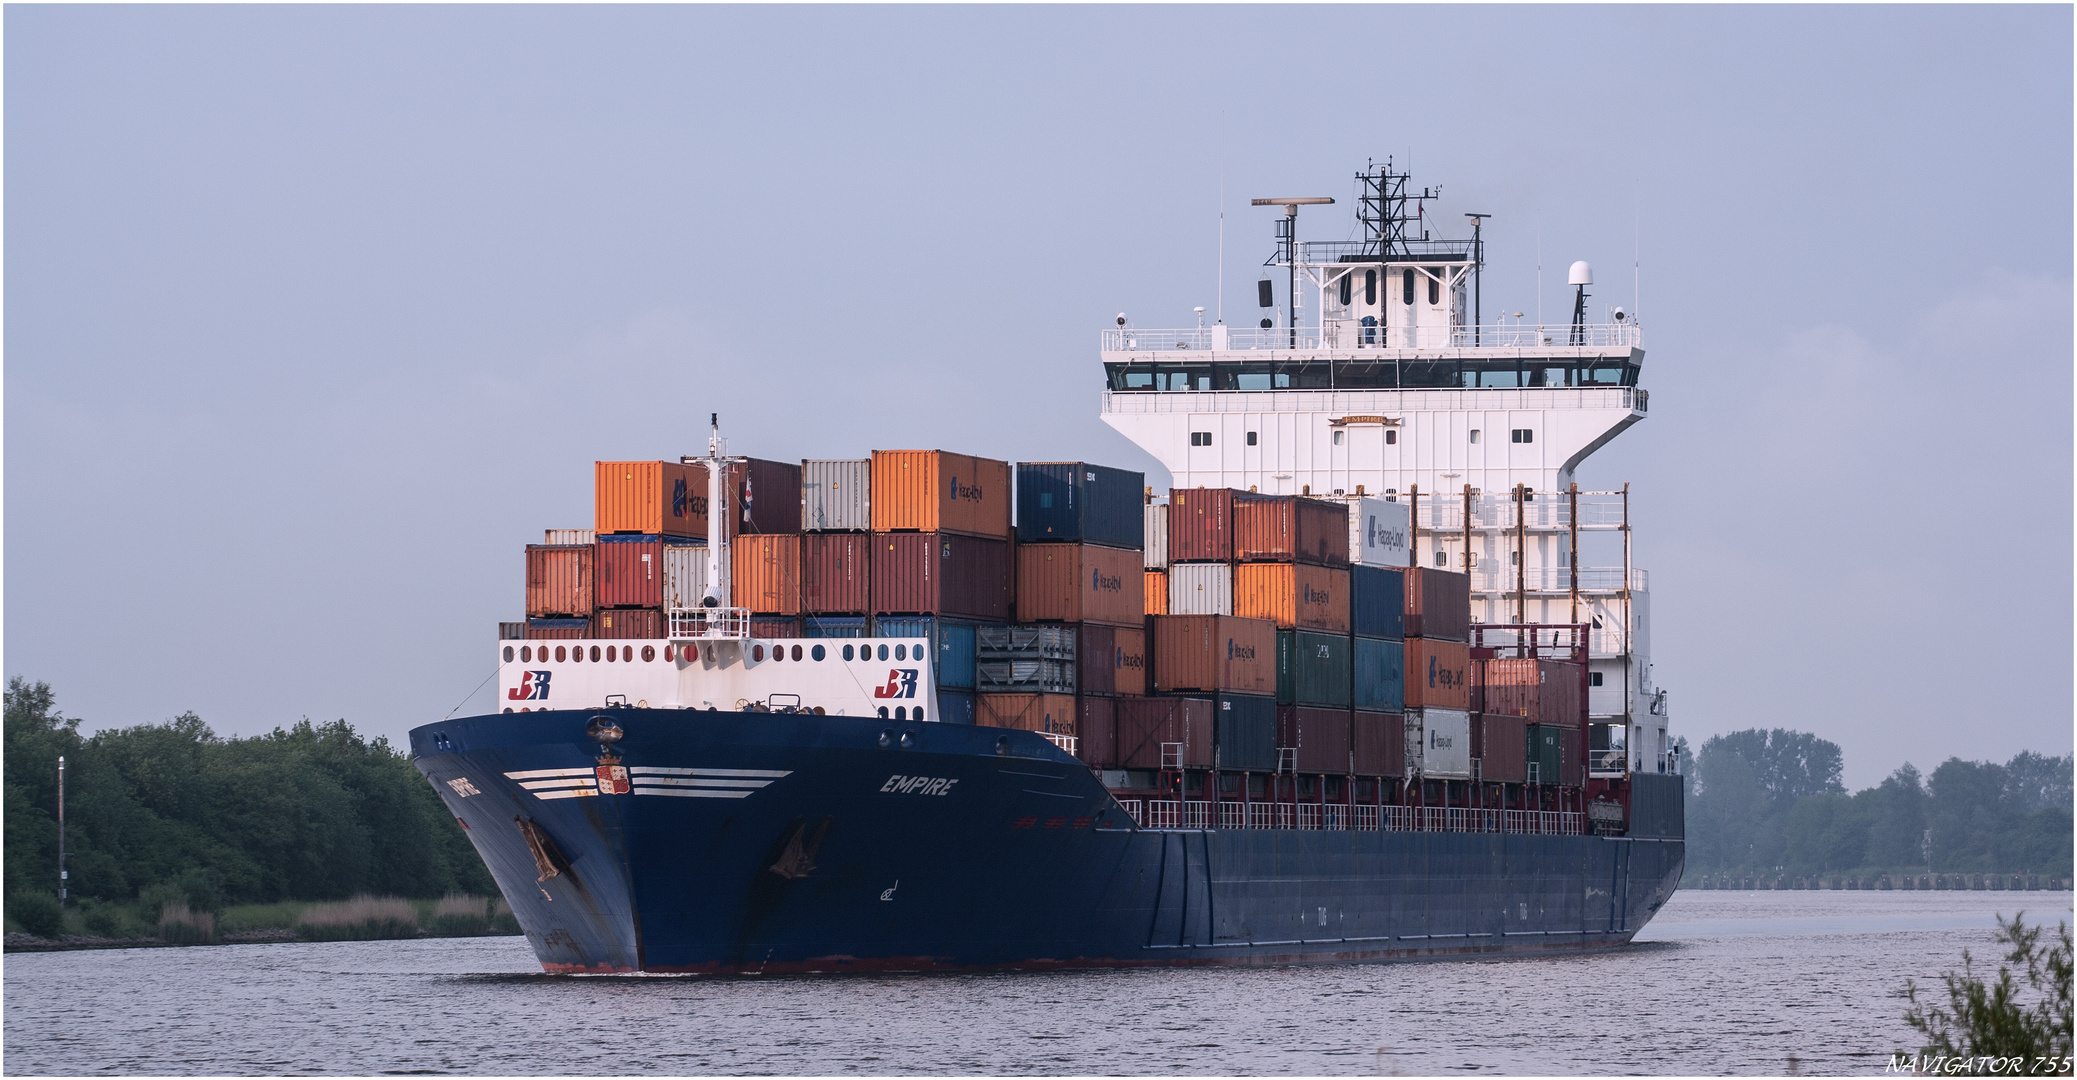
[410,708,1683,973]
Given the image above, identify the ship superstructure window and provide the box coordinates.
[812,645,826,661]
[1512,429,1534,443]
[1469,429,1481,443]
[1402,269,1415,305]
[1435,550,1448,567]
[843,644,855,661]
[1428,276,1440,305]
[1190,431,1212,446]
[1365,270,1377,305]
[1246,431,1258,446]
[1333,430,1344,445]
[1339,275,1352,305]
[1590,672,1604,686]
[1385,430,1397,444]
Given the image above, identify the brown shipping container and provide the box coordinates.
[977,693,1078,737]
[595,538,664,608]
[1404,637,1472,710]
[1166,488,1236,562]
[524,622,588,641]
[1477,713,1529,783]
[1144,570,1169,615]
[749,616,801,639]
[1149,614,1277,696]
[1233,563,1351,632]
[1352,711,1405,776]
[1479,658,1586,725]
[595,461,738,541]
[1077,623,1116,697]
[590,608,664,639]
[731,535,802,615]
[526,545,595,617]
[1233,495,1351,565]
[1112,625,1149,697]
[1277,706,1354,774]
[801,532,871,614]
[1558,725,1583,787]
[1076,696,1118,768]
[1015,543,1144,627]
[870,450,1011,538]
[735,458,803,535]
[1403,566,1472,641]
[870,532,1011,621]
[1116,696,1215,769]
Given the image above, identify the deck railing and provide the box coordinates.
[1125,800,1585,835]
[1101,322,1642,353]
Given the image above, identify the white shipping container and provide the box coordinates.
[1142,501,1169,568]
[663,543,712,611]
[802,459,870,532]
[1347,497,1411,567]
[544,529,595,546]
[1410,707,1471,778]
[1167,562,1233,615]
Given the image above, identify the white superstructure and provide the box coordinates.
[1101,160,1672,779]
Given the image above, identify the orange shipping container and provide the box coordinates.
[526,545,594,617]
[1014,543,1143,627]
[1232,563,1350,632]
[869,450,1011,538]
[731,535,801,615]
[1404,637,1471,710]
[1143,570,1168,615]
[595,461,739,540]
[1233,495,1350,565]
[1149,614,1276,696]
[976,693,1078,737]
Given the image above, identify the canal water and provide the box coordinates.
[5,890,2069,1075]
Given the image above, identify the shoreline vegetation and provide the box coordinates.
[5,892,522,952]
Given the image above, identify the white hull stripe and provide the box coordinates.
[629,767,791,779]
[504,767,597,780]
[518,778,599,790]
[632,787,754,798]
[632,777,773,789]
[532,788,599,800]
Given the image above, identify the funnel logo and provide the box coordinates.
[1226,639,1256,661]
[873,669,920,699]
[507,671,552,701]
[948,476,985,503]
[1090,568,1124,593]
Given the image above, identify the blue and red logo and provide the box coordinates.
[872,669,920,699]
[508,671,553,701]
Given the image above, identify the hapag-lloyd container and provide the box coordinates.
[1111,625,1149,697]
[1353,635,1406,713]
[1404,637,1472,710]
[735,458,803,535]
[1166,487,1236,562]
[1477,658,1585,724]
[596,535,665,609]
[1352,711,1404,776]
[1211,693,1277,771]
[1346,495,1412,567]
[1015,462,1145,549]
[1403,566,1472,641]
[1477,713,1529,783]
[525,616,588,640]
[1275,630,1353,708]
[590,609,664,639]
[1149,614,1276,696]
[1076,623,1116,697]
[1117,695,1214,769]
[526,545,594,617]
[1142,502,1169,568]
[1015,543,1143,626]
[802,532,871,613]
[1076,696,1118,767]
[731,535,801,615]
[976,692,1078,737]
[870,450,1011,538]
[802,459,870,532]
[1167,562,1233,616]
[1144,570,1169,615]
[1349,564,1406,639]
[873,616,979,690]
[1410,707,1472,778]
[1233,495,1350,566]
[1234,563,1351,632]
[595,461,736,541]
[1277,706,1353,774]
[870,532,1010,621]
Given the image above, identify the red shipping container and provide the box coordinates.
[1015,543,1143,627]
[735,458,803,535]
[1116,696,1215,769]
[1149,614,1277,696]
[523,622,588,641]
[1233,495,1350,566]
[1112,625,1149,697]
[1077,623,1116,697]
[1476,713,1528,783]
[749,616,800,638]
[731,535,802,615]
[1166,488,1236,562]
[1352,711,1405,776]
[1478,658,1585,725]
[1144,570,1168,615]
[590,608,664,639]
[1404,566,1471,641]
[1076,696,1118,768]
[870,532,1010,621]
[1277,706,1353,774]
[526,545,594,617]
[1404,638,1472,710]
[977,693,1078,736]
[801,532,871,614]
[595,537,664,609]
[870,450,1011,538]
[1558,725,1583,787]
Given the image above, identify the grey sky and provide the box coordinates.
[7,5,2069,789]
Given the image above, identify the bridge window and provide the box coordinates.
[1190,431,1212,446]
[1365,270,1377,305]
[1512,429,1534,443]
[1428,276,1440,306]
[1339,274,1351,306]
[1246,431,1257,446]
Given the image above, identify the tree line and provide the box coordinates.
[1684,728,2073,878]
[4,678,493,921]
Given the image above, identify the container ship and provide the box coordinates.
[410,160,1684,973]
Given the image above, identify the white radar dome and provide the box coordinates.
[1567,261,1593,286]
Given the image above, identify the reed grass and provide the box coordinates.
[157,902,217,945]
[297,894,419,941]
[425,893,493,937]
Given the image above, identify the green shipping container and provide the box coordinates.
[1276,630,1353,708]
[1527,722,1565,785]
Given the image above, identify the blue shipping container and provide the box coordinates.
[936,690,976,725]
[1015,462,1145,550]
[803,615,871,638]
[527,617,587,632]
[873,616,982,691]
[1210,692,1278,771]
[1350,565,1406,640]
[1354,635,1406,713]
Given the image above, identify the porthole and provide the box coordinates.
[791,644,803,661]
[503,707,513,714]
[878,644,890,661]
[642,645,656,662]
[606,646,618,662]
[895,644,907,661]
[812,644,826,661]
[520,646,533,662]
[878,706,889,719]
[662,645,672,662]
[914,707,924,722]
[843,644,856,661]
[503,646,515,663]
[895,706,907,721]
[555,646,567,662]
[589,646,601,662]
[754,644,766,661]
[772,645,783,662]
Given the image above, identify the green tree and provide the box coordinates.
[1905,914,2073,1067]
